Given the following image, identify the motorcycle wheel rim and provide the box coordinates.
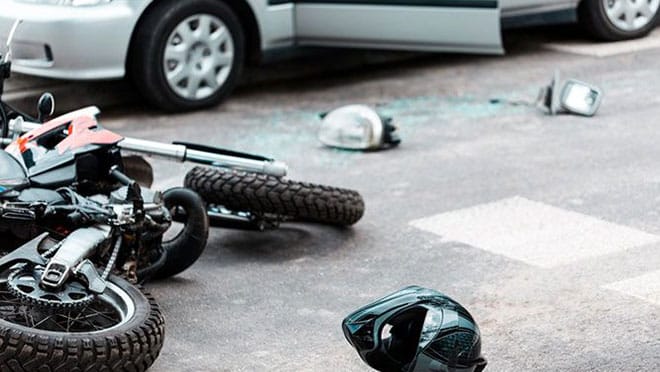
[0,279,136,334]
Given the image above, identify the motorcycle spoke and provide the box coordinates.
[77,309,117,323]
[0,298,25,305]
[0,290,122,332]
[22,311,30,327]
[47,314,69,332]
[33,314,56,329]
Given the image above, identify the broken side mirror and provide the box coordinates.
[37,92,55,122]
[540,71,602,117]
[560,80,602,117]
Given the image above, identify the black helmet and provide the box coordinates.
[342,286,487,372]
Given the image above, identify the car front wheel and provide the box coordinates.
[130,0,245,111]
[579,0,660,41]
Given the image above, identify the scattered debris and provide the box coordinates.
[539,71,603,116]
[489,97,535,107]
[490,71,603,117]
[318,104,400,151]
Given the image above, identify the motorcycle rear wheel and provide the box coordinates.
[0,275,164,371]
[184,166,365,226]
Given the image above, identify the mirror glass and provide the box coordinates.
[561,81,601,116]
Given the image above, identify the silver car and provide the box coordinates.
[0,0,657,111]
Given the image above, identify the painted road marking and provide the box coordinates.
[409,196,660,268]
[543,29,660,57]
[603,270,660,306]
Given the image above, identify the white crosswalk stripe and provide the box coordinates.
[602,270,660,306]
[543,28,660,57]
[410,196,660,268]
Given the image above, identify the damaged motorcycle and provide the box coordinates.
[0,20,364,370]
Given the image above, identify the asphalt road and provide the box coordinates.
[58,27,660,371]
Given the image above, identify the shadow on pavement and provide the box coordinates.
[204,225,357,264]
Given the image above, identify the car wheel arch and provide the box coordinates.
[221,0,262,65]
[124,0,262,78]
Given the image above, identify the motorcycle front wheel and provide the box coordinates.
[0,275,164,371]
[153,187,210,279]
[185,166,365,226]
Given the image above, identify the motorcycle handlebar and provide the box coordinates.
[0,19,22,97]
[4,20,22,64]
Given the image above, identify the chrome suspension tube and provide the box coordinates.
[117,137,187,160]
[185,149,288,177]
[118,137,288,177]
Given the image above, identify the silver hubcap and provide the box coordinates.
[603,0,660,31]
[163,14,234,100]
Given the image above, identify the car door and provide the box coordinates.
[500,0,546,17]
[500,0,577,16]
[292,0,503,54]
[501,0,540,10]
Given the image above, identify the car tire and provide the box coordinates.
[579,0,660,41]
[129,0,245,111]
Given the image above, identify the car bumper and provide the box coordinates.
[0,0,146,80]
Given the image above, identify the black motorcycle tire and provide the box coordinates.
[154,187,210,279]
[0,276,164,371]
[184,166,365,226]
